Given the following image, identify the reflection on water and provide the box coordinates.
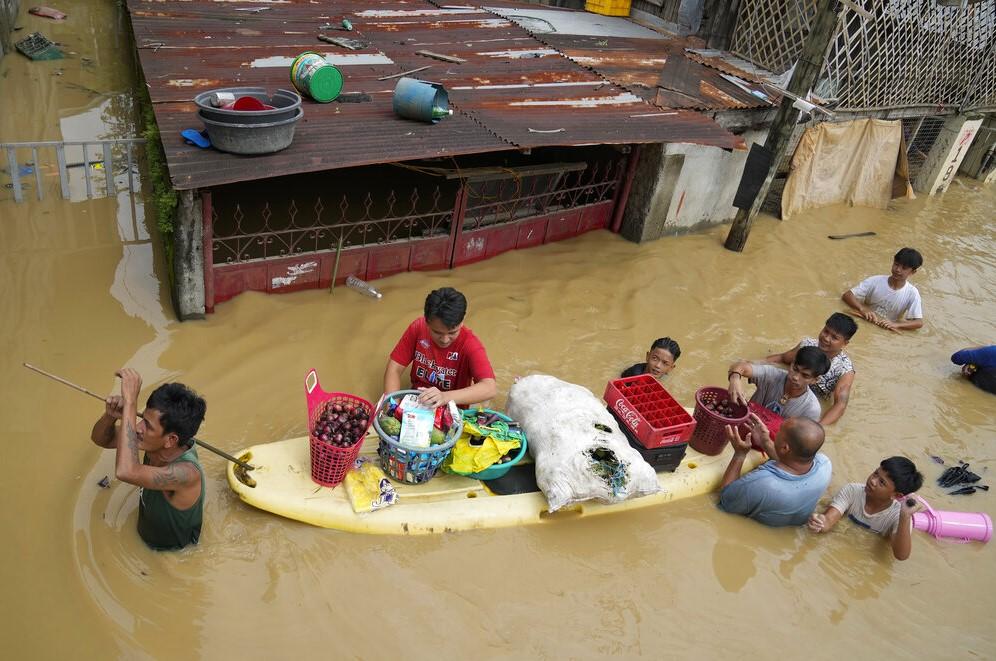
[2,0,996,657]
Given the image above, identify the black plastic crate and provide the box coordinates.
[611,409,687,472]
[627,436,687,472]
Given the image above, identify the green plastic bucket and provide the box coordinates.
[290,52,343,103]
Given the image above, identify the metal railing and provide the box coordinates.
[1,138,144,203]
[211,186,455,264]
[462,160,625,231]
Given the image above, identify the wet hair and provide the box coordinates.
[424,287,467,328]
[894,247,923,270]
[794,345,831,377]
[650,337,681,361]
[784,417,825,460]
[146,383,207,447]
[969,368,996,395]
[825,312,858,340]
[880,456,924,495]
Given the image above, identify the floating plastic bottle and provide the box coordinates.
[346,275,383,299]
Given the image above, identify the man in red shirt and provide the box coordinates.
[383,287,497,407]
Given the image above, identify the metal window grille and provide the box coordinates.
[902,114,946,181]
[729,0,996,111]
[210,158,625,264]
[462,160,624,232]
[211,186,454,265]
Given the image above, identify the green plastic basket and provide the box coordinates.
[450,410,528,481]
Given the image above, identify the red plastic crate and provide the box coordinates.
[603,374,696,448]
[740,402,784,451]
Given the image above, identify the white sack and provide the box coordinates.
[506,374,661,512]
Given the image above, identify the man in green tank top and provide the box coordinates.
[90,369,207,551]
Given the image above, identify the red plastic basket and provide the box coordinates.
[603,374,696,448]
[739,402,784,451]
[688,386,749,456]
[305,368,373,488]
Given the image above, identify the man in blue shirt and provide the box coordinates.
[718,414,831,527]
[951,345,996,394]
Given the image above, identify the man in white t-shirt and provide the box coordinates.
[842,247,924,332]
[808,457,924,561]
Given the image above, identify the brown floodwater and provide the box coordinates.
[2,3,995,658]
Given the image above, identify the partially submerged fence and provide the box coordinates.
[1,138,144,203]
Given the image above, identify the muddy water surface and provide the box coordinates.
[2,3,995,658]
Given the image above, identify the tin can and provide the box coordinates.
[290,51,343,103]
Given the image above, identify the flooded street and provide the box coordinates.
[2,2,995,658]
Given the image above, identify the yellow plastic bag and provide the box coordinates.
[446,431,520,474]
[344,458,398,514]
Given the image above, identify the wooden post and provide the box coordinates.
[723,1,840,253]
[701,0,743,50]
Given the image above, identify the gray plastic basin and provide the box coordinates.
[199,107,302,155]
[194,88,302,125]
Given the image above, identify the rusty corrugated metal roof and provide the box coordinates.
[128,0,745,190]
[538,34,775,111]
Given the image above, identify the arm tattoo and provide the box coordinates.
[125,421,140,459]
[152,462,189,489]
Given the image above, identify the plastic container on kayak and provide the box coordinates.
[373,389,461,484]
[603,374,696,448]
[393,78,451,123]
[290,52,343,103]
[199,108,302,155]
[911,496,992,543]
[304,368,373,488]
[688,386,749,456]
[447,409,528,481]
[195,87,302,125]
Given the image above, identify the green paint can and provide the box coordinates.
[290,52,343,103]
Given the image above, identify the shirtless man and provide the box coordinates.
[90,369,206,550]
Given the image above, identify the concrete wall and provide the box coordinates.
[172,190,206,320]
[913,114,984,195]
[0,0,19,58]
[621,129,766,242]
[959,116,996,184]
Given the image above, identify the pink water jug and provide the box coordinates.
[911,496,992,543]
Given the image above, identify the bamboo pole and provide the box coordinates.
[23,363,255,470]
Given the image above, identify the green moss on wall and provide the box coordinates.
[140,86,177,278]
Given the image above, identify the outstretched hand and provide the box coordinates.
[724,424,752,454]
[728,379,749,407]
[743,412,770,447]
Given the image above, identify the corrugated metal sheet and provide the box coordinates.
[128,0,745,190]
[539,34,775,111]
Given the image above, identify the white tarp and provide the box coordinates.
[782,118,913,220]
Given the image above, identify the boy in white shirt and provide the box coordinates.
[808,456,924,561]
[842,247,924,332]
